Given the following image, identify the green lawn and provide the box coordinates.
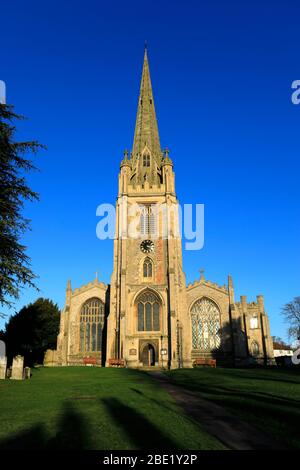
[0,367,224,450]
[166,367,300,449]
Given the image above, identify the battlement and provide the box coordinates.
[127,181,165,193]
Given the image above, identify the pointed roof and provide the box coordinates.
[132,48,161,163]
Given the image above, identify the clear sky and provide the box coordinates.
[1,0,299,341]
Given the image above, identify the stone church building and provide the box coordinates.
[51,50,274,369]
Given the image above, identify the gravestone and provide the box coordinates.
[44,349,57,367]
[0,356,7,380]
[24,367,31,379]
[10,355,24,380]
[0,339,5,358]
[0,340,6,379]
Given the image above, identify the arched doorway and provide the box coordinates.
[141,343,156,366]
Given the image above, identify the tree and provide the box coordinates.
[3,297,60,365]
[272,336,284,344]
[282,296,300,341]
[0,103,44,314]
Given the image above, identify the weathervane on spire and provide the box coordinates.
[144,40,148,51]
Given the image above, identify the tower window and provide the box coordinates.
[140,205,156,235]
[143,154,150,167]
[140,205,156,236]
[143,258,153,278]
[250,316,259,329]
[79,298,105,352]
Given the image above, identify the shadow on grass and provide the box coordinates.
[217,369,300,385]
[166,373,300,449]
[129,386,224,444]
[214,394,300,449]
[102,397,178,449]
[0,403,92,450]
[0,424,48,450]
[48,402,92,449]
[130,388,143,395]
[173,380,300,408]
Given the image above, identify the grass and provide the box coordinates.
[166,367,300,449]
[0,367,224,450]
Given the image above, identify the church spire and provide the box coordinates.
[132,47,161,163]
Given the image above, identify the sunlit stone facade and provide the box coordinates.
[54,50,274,368]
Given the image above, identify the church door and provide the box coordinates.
[142,343,155,366]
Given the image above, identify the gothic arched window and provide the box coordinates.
[137,291,160,332]
[191,298,221,350]
[251,341,260,357]
[79,298,105,352]
[143,154,150,167]
[143,258,153,278]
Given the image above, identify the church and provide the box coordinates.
[50,49,274,369]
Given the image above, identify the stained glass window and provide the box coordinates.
[137,291,161,331]
[191,298,221,350]
[79,298,105,352]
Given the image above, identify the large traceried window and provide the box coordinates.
[80,298,105,352]
[140,205,156,236]
[191,298,221,350]
[137,291,160,332]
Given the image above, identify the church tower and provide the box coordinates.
[106,48,192,368]
[53,48,274,370]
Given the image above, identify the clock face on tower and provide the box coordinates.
[140,239,154,253]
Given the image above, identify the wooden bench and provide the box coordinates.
[193,358,216,368]
[83,356,97,366]
[108,358,125,368]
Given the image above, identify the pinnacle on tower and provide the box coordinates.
[65,279,72,306]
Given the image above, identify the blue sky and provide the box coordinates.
[1,0,299,341]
